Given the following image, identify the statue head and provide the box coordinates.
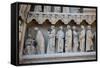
[34,27,39,31]
[72,26,76,30]
[87,25,91,30]
[67,25,71,29]
[59,26,63,30]
[81,25,85,29]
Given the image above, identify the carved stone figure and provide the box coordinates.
[65,25,72,52]
[86,26,93,51]
[73,26,79,52]
[51,26,56,48]
[35,27,45,54]
[79,25,85,52]
[56,26,64,53]
[47,26,56,54]
[25,34,36,55]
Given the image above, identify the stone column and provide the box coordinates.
[19,22,27,60]
[19,4,31,62]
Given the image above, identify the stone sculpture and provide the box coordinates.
[56,26,64,53]
[65,25,72,52]
[47,26,56,53]
[79,25,85,52]
[73,26,79,52]
[86,26,94,51]
[35,27,45,54]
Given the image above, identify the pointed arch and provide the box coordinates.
[80,20,89,27]
[67,19,77,26]
[42,19,52,25]
[55,19,65,27]
[41,19,52,29]
[27,19,39,28]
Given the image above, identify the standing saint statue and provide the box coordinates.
[34,27,45,54]
[65,25,72,52]
[86,26,94,51]
[79,25,85,52]
[56,26,64,53]
[25,34,36,55]
[73,26,79,52]
[47,26,56,54]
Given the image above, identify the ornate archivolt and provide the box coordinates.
[27,12,96,25]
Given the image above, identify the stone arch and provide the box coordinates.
[80,20,89,26]
[42,19,52,26]
[27,19,39,28]
[67,19,77,26]
[55,19,65,27]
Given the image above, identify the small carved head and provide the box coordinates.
[34,27,39,31]
[87,25,91,30]
[67,25,71,29]
[59,26,63,30]
[72,26,76,30]
[81,25,85,29]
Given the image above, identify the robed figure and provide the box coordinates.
[79,25,85,52]
[56,26,64,53]
[73,26,79,52]
[86,26,94,51]
[47,26,56,53]
[65,25,72,52]
[25,34,36,55]
[35,27,45,54]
